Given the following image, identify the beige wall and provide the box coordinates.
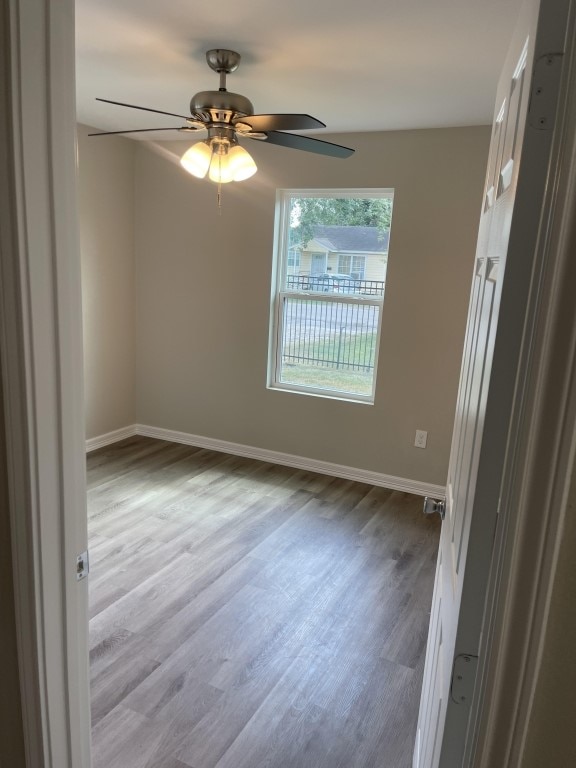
[134,126,490,485]
[77,124,136,440]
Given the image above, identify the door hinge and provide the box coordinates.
[450,653,479,705]
[528,53,563,130]
[76,550,89,580]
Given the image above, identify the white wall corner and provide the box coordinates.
[85,425,137,452]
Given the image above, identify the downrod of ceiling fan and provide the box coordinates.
[205,49,241,91]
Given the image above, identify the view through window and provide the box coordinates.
[269,190,394,402]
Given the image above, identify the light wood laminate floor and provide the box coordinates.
[88,436,440,768]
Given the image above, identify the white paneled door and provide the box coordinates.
[414,0,571,766]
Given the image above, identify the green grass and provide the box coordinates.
[280,322,377,395]
[280,362,373,396]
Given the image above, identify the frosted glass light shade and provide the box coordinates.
[208,151,234,184]
[180,142,212,178]
[228,145,257,181]
[180,140,257,184]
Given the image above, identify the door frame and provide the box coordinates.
[2,2,576,768]
[1,1,90,766]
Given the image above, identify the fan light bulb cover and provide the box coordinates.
[208,151,234,184]
[180,141,212,178]
[181,139,257,184]
[228,145,257,180]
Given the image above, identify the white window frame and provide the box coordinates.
[268,188,394,404]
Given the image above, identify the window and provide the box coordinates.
[269,189,393,403]
[287,248,301,274]
[338,254,366,279]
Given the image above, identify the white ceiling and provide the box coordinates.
[76,0,523,139]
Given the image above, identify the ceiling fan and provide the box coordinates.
[90,49,355,184]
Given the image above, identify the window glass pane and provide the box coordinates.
[279,297,380,397]
[284,195,391,297]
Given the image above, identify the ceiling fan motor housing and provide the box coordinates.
[190,90,254,123]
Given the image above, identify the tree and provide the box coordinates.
[289,196,393,249]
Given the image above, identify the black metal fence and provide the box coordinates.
[286,275,385,296]
[281,298,380,372]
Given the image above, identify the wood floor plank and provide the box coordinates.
[91,705,167,768]
[175,655,314,768]
[88,436,440,768]
[91,650,160,726]
[206,655,328,768]
[133,555,266,665]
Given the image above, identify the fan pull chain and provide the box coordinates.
[217,151,223,212]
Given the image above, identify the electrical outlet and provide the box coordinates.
[415,430,428,449]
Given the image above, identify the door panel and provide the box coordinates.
[483,102,506,211]
[417,552,445,767]
[453,264,497,577]
[499,48,528,196]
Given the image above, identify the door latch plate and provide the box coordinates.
[76,550,89,580]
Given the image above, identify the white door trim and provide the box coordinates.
[0,1,90,766]
[470,13,576,764]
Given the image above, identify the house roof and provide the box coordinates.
[311,226,389,253]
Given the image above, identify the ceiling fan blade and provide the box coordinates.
[262,131,355,158]
[236,114,326,132]
[96,97,191,121]
[88,127,192,136]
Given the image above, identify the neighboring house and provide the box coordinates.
[296,225,389,280]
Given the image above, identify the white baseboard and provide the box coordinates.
[85,425,137,452]
[134,424,445,498]
[86,423,445,497]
